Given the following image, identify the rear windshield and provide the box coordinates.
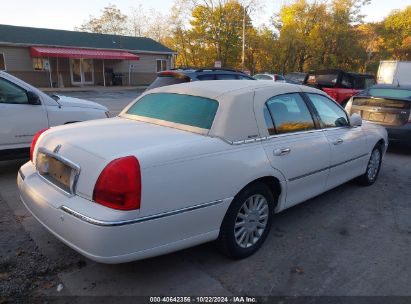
[146,74,190,90]
[126,93,219,130]
[369,88,411,100]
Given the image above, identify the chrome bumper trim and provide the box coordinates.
[60,199,224,227]
[18,168,25,181]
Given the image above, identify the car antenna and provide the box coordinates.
[397,79,400,87]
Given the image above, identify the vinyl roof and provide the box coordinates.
[0,24,174,54]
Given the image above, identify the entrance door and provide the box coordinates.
[70,59,94,85]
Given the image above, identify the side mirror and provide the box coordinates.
[27,91,41,105]
[350,113,362,127]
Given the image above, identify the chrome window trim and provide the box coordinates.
[36,147,81,197]
[60,199,224,227]
[218,128,326,145]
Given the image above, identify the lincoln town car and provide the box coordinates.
[18,81,388,263]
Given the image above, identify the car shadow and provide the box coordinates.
[387,142,411,156]
[0,158,27,175]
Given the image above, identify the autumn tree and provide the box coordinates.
[76,4,128,35]
[380,6,411,60]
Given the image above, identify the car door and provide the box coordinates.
[305,93,369,190]
[0,77,48,150]
[255,89,331,208]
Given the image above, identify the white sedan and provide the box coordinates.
[18,80,387,263]
[0,71,109,160]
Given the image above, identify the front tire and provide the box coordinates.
[355,145,382,186]
[217,183,275,259]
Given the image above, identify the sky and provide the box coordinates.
[1,0,409,31]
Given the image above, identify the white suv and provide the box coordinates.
[0,71,109,160]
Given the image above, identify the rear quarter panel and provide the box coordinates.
[138,140,286,217]
[361,121,389,153]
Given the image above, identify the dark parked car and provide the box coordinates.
[146,68,255,90]
[284,72,308,84]
[305,69,376,106]
[345,84,411,145]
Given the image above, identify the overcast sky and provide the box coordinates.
[1,0,409,31]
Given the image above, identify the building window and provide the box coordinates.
[33,58,45,71]
[0,53,5,70]
[156,59,167,72]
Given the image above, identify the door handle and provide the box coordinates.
[333,139,344,145]
[273,147,291,156]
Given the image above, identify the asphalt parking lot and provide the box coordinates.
[1,89,410,301]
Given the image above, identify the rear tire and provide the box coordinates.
[217,183,275,259]
[355,145,382,186]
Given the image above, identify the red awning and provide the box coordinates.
[30,46,139,60]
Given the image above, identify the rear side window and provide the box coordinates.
[126,93,218,130]
[215,74,237,80]
[146,74,189,90]
[341,74,353,88]
[197,74,216,80]
[307,93,349,128]
[0,77,28,104]
[364,78,376,88]
[265,93,315,134]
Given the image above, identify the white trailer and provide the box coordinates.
[377,61,411,85]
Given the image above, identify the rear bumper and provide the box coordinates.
[17,162,230,263]
[386,124,411,144]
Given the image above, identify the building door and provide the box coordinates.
[70,59,94,85]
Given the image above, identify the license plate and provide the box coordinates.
[369,112,385,122]
[36,151,79,195]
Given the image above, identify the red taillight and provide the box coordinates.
[93,156,141,211]
[30,128,49,162]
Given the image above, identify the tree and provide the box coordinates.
[380,6,411,60]
[128,4,148,37]
[76,4,128,35]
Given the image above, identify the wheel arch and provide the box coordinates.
[234,175,283,210]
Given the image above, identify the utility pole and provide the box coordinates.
[241,5,246,71]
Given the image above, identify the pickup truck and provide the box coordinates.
[0,71,109,160]
[306,69,376,106]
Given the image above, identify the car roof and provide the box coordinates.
[146,80,304,99]
[370,84,411,90]
[169,68,248,75]
[313,69,374,78]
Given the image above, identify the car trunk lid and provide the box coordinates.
[36,117,211,201]
[351,97,411,127]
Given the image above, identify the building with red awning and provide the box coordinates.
[0,24,176,87]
